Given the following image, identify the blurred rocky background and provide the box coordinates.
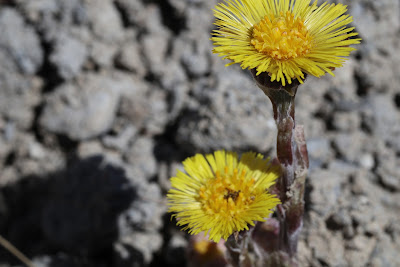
[0,0,399,266]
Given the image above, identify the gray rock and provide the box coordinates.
[77,140,104,158]
[90,41,118,68]
[306,138,333,169]
[17,0,59,23]
[140,4,169,34]
[359,153,375,170]
[345,235,376,266]
[114,0,146,26]
[118,79,169,135]
[116,179,164,265]
[159,61,187,91]
[176,70,275,152]
[40,73,122,140]
[332,111,360,132]
[119,231,163,265]
[308,169,347,217]
[31,256,52,267]
[369,235,400,267]
[6,133,65,177]
[186,6,214,34]
[28,141,46,160]
[102,125,137,152]
[0,8,43,74]
[116,42,146,76]
[0,61,42,129]
[167,0,188,14]
[376,148,400,191]
[308,228,346,266]
[369,94,400,152]
[50,34,88,80]
[333,132,371,164]
[350,0,400,95]
[141,33,169,75]
[18,0,86,26]
[85,0,124,43]
[181,39,210,77]
[326,210,352,231]
[130,183,163,231]
[126,137,157,180]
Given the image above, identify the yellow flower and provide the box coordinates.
[167,150,281,242]
[211,0,361,86]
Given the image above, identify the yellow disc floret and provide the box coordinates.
[251,11,312,60]
[198,167,257,219]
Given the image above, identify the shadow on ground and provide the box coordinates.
[0,156,136,267]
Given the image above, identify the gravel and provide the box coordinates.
[0,0,399,266]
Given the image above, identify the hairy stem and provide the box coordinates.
[251,70,308,265]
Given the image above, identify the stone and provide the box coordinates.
[376,148,400,191]
[39,73,122,140]
[369,235,400,267]
[332,112,361,132]
[326,210,352,231]
[141,33,169,75]
[126,137,157,180]
[17,0,59,23]
[176,70,275,152]
[77,140,104,158]
[116,42,146,76]
[369,94,400,152]
[159,61,187,91]
[85,0,124,43]
[114,0,146,26]
[308,169,347,217]
[102,125,137,152]
[345,235,376,267]
[90,41,118,68]
[333,132,370,164]
[180,39,210,77]
[119,231,163,265]
[0,67,42,129]
[117,78,169,135]
[306,138,333,170]
[0,8,43,74]
[50,34,88,80]
[308,230,346,266]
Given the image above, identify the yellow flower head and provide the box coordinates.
[211,0,361,86]
[167,150,281,242]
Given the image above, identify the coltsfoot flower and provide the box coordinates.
[211,0,361,86]
[167,150,281,242]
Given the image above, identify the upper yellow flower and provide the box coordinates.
[211,0,361,86]
[167,150,280,242]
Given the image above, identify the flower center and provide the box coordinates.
[198,167,256,218]
[251,11,312,60]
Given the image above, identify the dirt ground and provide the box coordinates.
[0,0,399,266]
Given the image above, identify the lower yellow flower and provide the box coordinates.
[167,150,281,242]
